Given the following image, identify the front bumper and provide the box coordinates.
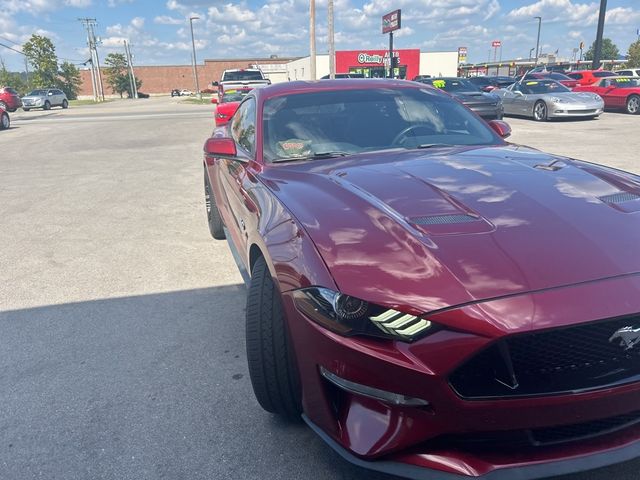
[284,274,640,478]
[467,103,503,120]
[547,103,603,118]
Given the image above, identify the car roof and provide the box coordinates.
[252,79,423,101]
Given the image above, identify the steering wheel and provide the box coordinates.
[391,124,436,146]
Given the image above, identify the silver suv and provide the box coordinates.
[21,88,69,111]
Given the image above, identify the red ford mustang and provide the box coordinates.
[203,79,640,479]
[574,76,640,114]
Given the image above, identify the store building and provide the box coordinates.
[287,50,458,81]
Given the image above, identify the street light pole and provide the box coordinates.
[189,16,201,100]
[309,0,316,80]
[592,0,608,69]
[328,0,335,79]
[534,16,542,65]
[529,47,535,59]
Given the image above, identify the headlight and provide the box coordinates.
[550,97,566,103]
[292,287,435,342]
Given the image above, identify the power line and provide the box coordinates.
[78,17,105,101]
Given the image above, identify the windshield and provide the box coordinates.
[594,71,615,77]
[549,73,572,80]
[27,90,47,96]
[222,88,253,103]
[426,78,480,92]
[262,87,498,163]
[516,80,570,94]
[222,70,264,81]
[607,77,640,88]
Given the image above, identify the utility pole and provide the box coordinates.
[328,0,335,79]
[534,16,542,65]
[24,57,30,91]
[189,16,201,99]
[79,18,105,101]
[124,40,138,99]
[592,0,608,69]
[309,0,316,80]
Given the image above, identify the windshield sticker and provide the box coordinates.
[276,139,312,158]
[525,81,539,85]
[616,78,631,82]
[432,79,446,89]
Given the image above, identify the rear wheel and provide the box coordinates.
[204,173,225,240]
[62,99,69,109]
[44,101,51,110]
[626,95,640,114]
[246,256,302,420]
[0,112,9,130]
[23,108,30,112]
[533,101,548,121]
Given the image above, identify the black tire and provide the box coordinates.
[626,95,640,115]
[533,101,548,121]
[23,108,30,112]
[62,99,69,109]
[44,101,51,110]
[204,173,225,240]
[246,256,302,419]
[0,112,9,130]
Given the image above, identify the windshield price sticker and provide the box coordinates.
[432,80,446,89]
[526,81,539,85]
[276,139,312,158]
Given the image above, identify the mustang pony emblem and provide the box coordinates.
[609,326,640,351]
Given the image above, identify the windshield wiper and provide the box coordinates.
[307,151,351,159]
[414,143,452,149]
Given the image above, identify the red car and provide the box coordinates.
[574,76,640,114]
[567,70,616,86]
[203,79,640,479]
[523,72,578,89]
[0,107,9,130]
[0,86,22,112]
[213,87,253,127]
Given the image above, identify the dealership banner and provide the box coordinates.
[458,47,468,64]
[382,10,401,34]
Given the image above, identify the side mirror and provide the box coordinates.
[482,86,494,92]
[48,92,54,96]
[212,81,219,87]
[488,120,512,139]
[211,97,218,104]
[204,137,237,159]
[513,90,524,96]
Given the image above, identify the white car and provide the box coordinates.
[615,69,640,77]
[21,88,69,111]
[179,89,193,96]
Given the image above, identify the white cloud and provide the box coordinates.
[154,15,184,25]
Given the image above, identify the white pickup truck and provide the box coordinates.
[214,68,271,100]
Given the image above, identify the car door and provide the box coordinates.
[511,83,530,115]
[498,84,519,115]
[216,97,259,257]
[586,80,612,107]
[55,90,65,105]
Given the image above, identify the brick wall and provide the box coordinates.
[79,57,297,97]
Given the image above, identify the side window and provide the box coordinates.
[230,98,256,156]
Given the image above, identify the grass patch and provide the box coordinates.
[180,97,214,105]
[69,99,114,106]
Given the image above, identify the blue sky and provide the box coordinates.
[1,0,639,71]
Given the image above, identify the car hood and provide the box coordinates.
[450,91,499,104]
[544,91,601,102]
[261,146,640,314]
[21,95,44,101]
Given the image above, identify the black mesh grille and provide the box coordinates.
[450,315,640,399]
[599,192,640,204]
[411,214,477,225]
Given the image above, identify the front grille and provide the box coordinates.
[431,410,640,451]
[567,109,596,114]
[450,315,640,399]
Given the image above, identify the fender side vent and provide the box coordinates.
[411,214,478,225]
[599,192,640,204]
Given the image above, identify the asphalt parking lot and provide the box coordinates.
[1,97,639,480]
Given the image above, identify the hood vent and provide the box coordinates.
[599,192,640,204]
[411,214,478,225]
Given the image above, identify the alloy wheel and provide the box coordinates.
[627,96,639,114]
[534,102,547,121]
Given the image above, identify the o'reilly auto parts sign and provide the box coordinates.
[382,10,401,34]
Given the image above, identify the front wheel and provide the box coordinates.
[533,101,548,121]
[0,112,9,130]
[246,256,302,420]
[204,173,225,240]
[626,95,640,115]
[62,99,69,109]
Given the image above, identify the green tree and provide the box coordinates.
[22,34,59,88]
[58,61,82,100]
[104,52,129,98]
[0,58,28,95]
[584,38,620,61]
[628,40,640,68]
